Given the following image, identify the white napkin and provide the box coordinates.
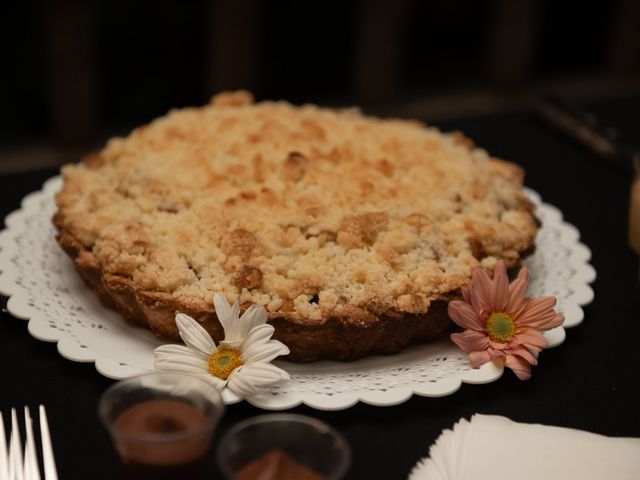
[408,414,640,480]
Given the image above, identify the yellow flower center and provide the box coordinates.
[486,312,516,343]
[208,347,242,380]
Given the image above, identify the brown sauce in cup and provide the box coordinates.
[114,399,211,480]
[235,449,325,480]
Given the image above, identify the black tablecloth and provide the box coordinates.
[2,95,640,479]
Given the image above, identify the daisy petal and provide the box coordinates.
[154,344,209,362]
[237,304,269,339]
[154,357,208,375]
[156,370,226,390]
[240,324,276,352]
[213,293,233,320]
[195,374,226,390]
[506,267,530,312]
[213,293,241,340]
[218,340,243,350]
[492,261,509,311]
[451,330,490,352]
[504,354,532,380]
[227,363,289,398]
[232,363,290,385]
[242,340,290,364]
[448,301,483,330]
[175,313,216,355]
[226,369,258,398]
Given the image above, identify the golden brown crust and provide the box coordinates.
[56,220,454,360]
[53,91,538,361]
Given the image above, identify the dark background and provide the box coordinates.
[1,0,639,172]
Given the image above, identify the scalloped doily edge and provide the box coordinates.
[0,176,595,410]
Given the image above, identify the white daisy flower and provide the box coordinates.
[154,293,290,399]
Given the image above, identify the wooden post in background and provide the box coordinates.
[607,0,640,75]
[352,0,411,105]
[205,0,262,97]
[485,0,541,88]
[44,0,97,144]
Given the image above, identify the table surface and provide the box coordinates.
[1,95,640,479]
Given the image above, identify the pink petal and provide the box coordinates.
[515,297,558,327]
[533,312,564,330]
[504,354,532,380]
[489,339,509,350]
[528,314,558,329]
[461,285,471,304]
[519,311,564,330]
[468,348,506,368]
[487,348,505,360]
[468,288,490,320]
[471,268,493,311]
[468,350,492,368]
[549,313,565,329]
[507,345,538,366]
[448,301,484,330]
[525,343,542,355]
[506,267,530,313]
[511,328,549,350]
[451,330,490,352]
[491,261,509,311]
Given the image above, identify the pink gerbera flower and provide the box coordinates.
[448,260,564,380]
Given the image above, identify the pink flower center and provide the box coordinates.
[486,312,516,343]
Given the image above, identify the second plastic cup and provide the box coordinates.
[217,413,351,480]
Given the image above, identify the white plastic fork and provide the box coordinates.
[0,406,58,480]
[0,409,7,480]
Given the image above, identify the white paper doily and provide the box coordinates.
[0,177,595,410]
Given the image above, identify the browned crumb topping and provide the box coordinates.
[55,91,537,323]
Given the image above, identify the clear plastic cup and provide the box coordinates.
[99,373,224,480]
[217,413,351,480]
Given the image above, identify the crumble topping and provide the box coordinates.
[55,91,537,323]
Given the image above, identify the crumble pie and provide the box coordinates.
[53,91,537,361]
